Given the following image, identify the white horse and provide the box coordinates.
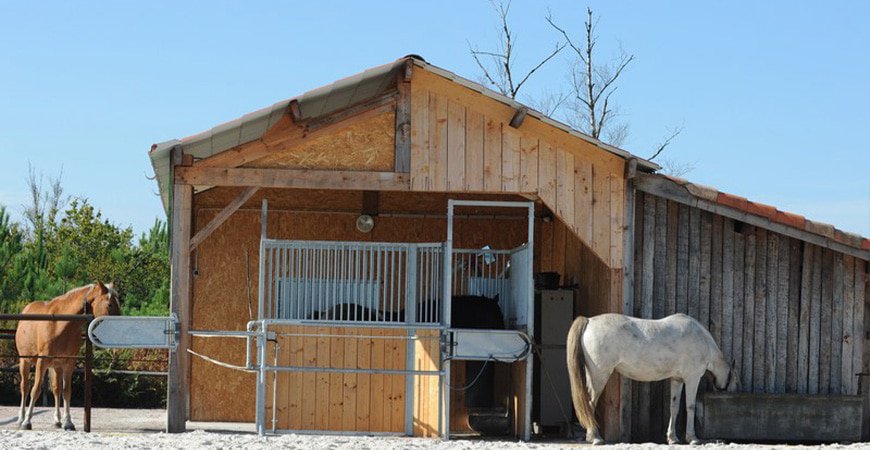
[566,313,737,445]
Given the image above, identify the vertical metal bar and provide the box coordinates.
[256,321,267,436]
[338,244,345,321]
[84,320,92,433]
[258,200,267,321]
[272,339,278,432]
[441,201,455,440]
[523,202,535,441]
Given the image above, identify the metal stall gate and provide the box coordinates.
[248,199,534,439]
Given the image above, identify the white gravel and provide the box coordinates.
[1,406,867,449]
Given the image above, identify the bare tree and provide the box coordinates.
[548,7,691,172]
[547,7,633,145]
[469,0,565,99]
[659,157,694,178]
[648,126,684,161]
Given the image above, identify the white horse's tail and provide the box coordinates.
[566,315,597,433]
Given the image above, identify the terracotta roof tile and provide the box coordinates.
[657,174,867,255]
[775,210,807,230]
[716,192,749,211]
[805,220,837,240]
[745,201,778,221]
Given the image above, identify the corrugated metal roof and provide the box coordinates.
[149,55,660,211]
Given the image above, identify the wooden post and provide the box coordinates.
[167,146,193,433]
[619,162,636,442]
[395,70,412,173]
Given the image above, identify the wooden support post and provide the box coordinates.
[167,146,193,433]
[395,72,412,173]
[619,168,637,442]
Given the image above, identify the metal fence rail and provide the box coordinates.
[0,313,95,432]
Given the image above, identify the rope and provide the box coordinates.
[446,359,490,391]
[186,348,256,373]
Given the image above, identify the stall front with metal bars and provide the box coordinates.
[248,199,535,439]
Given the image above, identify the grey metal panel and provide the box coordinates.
[539,290,574,346]
[450,329,531,361]
[539,347,571,426]
[88,315,177,349]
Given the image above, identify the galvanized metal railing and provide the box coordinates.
[260,239,444,324]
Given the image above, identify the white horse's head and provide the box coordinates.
[714,359,739,392]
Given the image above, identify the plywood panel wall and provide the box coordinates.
[188,195,529,427]
[243,110,396,171]
[411,68,627,269]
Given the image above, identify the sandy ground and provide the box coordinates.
[1,406,867,449]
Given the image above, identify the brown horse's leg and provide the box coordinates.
[18,358,31,425]
[51,368,62,427]
[22,358,46,430]
[61,364,75,431]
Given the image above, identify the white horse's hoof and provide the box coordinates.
[667,438,681,445]
[689,438,702,445]
[63,423,76,431]
[54,422,62,428]
[592,438,605,445]
[20,423,32,430]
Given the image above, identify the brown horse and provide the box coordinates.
[15,282,121,430]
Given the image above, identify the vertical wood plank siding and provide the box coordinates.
[410,70,626,268]
[630,193,868,442]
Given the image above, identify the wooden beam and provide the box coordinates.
[635,173,870,260]
[403,58,414,81]
[509,107,528,128]
[362,190,379,217]
[189,186,259,252]
[196,94,397,169]
[288,99,302,123]
[395,73,411,173]
[176,166,410,192]
[167,146,192,433]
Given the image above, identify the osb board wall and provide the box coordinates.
[189,191,531,425]
[410,67,627,269]
[629,191,868,443]
[264,325,407,433]
[242,109,396,171]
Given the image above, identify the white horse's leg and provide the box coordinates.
[51,368,62,427]
[585,367,610,445]
[61,366,75,431]
[22,359,46,430]
[18,359,31,425]
[666,378,684,444]
[684,377,702,445]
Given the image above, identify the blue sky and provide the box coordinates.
[1,1,867,236]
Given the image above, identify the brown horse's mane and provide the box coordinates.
[22,284,97,314]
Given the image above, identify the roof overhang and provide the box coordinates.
[149,55,660,212]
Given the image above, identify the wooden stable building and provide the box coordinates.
[149,55,869,442]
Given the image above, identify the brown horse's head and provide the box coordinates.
[90,281,122,317]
